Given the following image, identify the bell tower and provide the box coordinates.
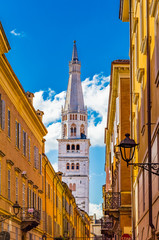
[57,41,90,213]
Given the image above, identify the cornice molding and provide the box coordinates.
[6,159,14,166]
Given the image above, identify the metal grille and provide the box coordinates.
[104,192,121,210]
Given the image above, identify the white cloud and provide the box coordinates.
[89,202,103,219]
[52,162,58,172]
[10,29,25,37]
[33,73,110,152]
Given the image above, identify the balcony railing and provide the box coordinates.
[21,208,41,232]
[101,216,114,237]
[103,192,121,210]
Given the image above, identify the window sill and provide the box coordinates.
[7,137,11,142]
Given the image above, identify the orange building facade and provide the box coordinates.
[0,22,90,240]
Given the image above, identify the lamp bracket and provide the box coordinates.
[128,162,159,176]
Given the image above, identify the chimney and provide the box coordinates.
[26,91,34,105]
[36,109,44,121]
[56,171,63,181]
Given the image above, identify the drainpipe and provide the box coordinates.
[146,0,155,238]
[129,0,135,239]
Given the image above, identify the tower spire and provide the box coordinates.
[64,41,85,112]
[72,40,78,61]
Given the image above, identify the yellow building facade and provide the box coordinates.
[102,60,131,239]
[120,0,159,239]
[0,22,90,240]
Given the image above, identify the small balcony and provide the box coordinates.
[103,192,121,219]
[101,216,114,238]
[21,208,41,232]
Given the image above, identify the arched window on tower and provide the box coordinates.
[66,144,70,151]
[72,144,75,150]
[63,124,67,137]
[69,183,72,190]
[75,114,77,120]
[76,163,80,170]
[80,124,85,135]
[73,114,74,120]
[76,144,80,151]
[66,163,70,170]
[84,116,85,121]
[71,163,75,170]
[72,183,76,191]
[70,114,72,120]
[71,124,76,136]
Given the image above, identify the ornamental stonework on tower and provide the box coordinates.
[57,41,90,213]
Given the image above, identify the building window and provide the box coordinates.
[66,144,70,151]
[8,110,10,138]
[76,163,79,170]
[8,170,11,200]
[71,124,76,136]
[69,183,72,190]
[76,144,80,150]
[28,139,31,162]
[72,144,75,150]
[84,116,85,121]
[72,183,76,191]
[34,146,39,169]
[71,163,74,170]
[16,177,18,202]
[39,154,42,174]
[70,114,72,120]
[136,103,140,145]
[75,114,77,120]
[66,163,70,170]
[0,99,5,130]
[22,183,25,208]
[80,124,85,135]
[135,23,139,74]
[23,131,27,156]
[141,82,145,135]
[16,121,21,149]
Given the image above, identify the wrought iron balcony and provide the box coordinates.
[103,192,121,219]
[101,217,114,238]
[21,208,41,232]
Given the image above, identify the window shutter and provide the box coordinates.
[26,133,27,157]
[19,123,21,148]
[36,147,39,169]
[34,146,36,168]
[2,100,5,130]
[16,121,18,146]
[27,188,29,208]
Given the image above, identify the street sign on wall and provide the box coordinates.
[121,234,132,240]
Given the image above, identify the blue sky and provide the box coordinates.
[1,0,129,217]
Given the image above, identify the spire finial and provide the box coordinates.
[72,40,78,61]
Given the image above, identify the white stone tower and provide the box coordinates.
[57,41,90,213]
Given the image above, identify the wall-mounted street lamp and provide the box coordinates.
[0,201,21,222]
[118,133,159,176]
